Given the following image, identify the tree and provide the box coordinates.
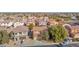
[0,30,10,44]
[9,31,14,40]
[28,23,34,39]
[42,30,49,40]
[28,23,34,30]
[48,25,68,42]
[0,31,3,44]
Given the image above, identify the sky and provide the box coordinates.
[0,0,79,12]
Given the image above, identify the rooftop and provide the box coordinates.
[11,26,28,33]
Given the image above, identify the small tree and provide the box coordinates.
[0,30,10,44]
[42,30,49,40]
[28,23,34,39]
[28,23,34,30]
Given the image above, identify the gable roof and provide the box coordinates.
[11,26,28,33]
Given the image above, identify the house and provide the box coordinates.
[71,25,79,34]
[27,19,35,26]
[37,17,48,26]
[63,24,79,38]
[13,22,24,28]
[74,33,79,38]
[0,20,14,28]
[69,25,79,38]
[21,19,28,26]
[71,16,77,20]
[57,18,65,25]
[48,19,59,25]
[38,20,47,26]
[32,26,47,40]
[26,16,36,26]
[10,26,28,42]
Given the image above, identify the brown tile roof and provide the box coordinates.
[0,20,13,23]
[11,26,28,33]
[72,25,79,29]
[33,26,47,32]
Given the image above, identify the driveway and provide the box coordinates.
[18,39,49,47]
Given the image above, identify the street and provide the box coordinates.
[1,39,79,47]
[26,42,79,47]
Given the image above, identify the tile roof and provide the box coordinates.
[33,26,47,32]
[11,26,28,33]
[72,25,79,29]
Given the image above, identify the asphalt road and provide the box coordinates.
[26,43,79,47]
[1,43,79,47]
[1,40,79,47]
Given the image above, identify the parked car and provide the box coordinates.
[58,37,72,47]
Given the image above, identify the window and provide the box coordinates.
[19,32,22,34]
[15,33,17,35]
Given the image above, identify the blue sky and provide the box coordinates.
[0,0,79,12]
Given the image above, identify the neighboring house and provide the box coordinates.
[0,20,14,27]
[37,18,48,26]
[38,20,47,26]
[71,16,77,20]
[13,22,24,28]
[70,25,79,38]
[10,26,28,42]
[48,19,58,25]
[71,25,79,34]
[27,19,35,26]
[63,24,79,38]
[44,16,49,20]
[21,19,27,26]
[74,33,79,38]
